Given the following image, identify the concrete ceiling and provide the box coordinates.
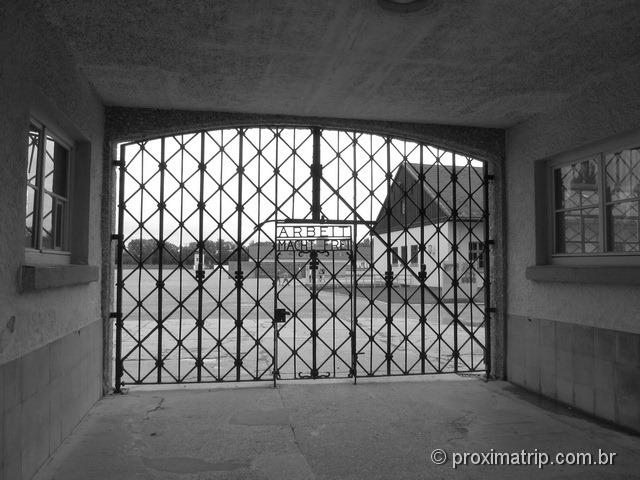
[40,0,640,128]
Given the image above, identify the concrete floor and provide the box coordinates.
[34,376,640,480]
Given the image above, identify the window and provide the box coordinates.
[391,247,399,265]
[25,121,71,254]
[551,148,639,258]
[400,199,406,215]
[410,244,419,264]
[400,245,407,263]
[469,241,484,268]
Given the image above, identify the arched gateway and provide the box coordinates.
[114,127,490,388]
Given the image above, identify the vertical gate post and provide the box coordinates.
[273,129,280,388]
[385,138,393,376]
[236,129,245,381]
[311,128,321,221]
[156,137,166,384]
[114,143,126,392]
[196,132,205,382]
[483,166,492,376]
[419,147,426,374]
[351,132,358,383]
[451,153,459,373]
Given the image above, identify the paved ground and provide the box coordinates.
[34,376,640,480]
[118,269,486,382]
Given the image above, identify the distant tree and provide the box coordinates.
[125,238,157,264]
[181,242,198,267]
[163,242,180,264]
[181,239,238,267]
[125,238,180,265]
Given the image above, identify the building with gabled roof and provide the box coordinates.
[371,162,485,299]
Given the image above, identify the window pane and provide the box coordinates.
[25,185,36,247]
[554,158,599,209]
[27,125,41,184]
[41,193,54,249]
[555,208,600,254]
[54,201,66,249]
[607,201,639,252]
[53,142,69,197]
[43,136,69,197]
[43,136,55,192]
[605,149,640,202]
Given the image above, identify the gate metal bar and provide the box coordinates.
[385,138,392,376]
[419,147,426,374]
[483,167,492,376]
[157,138,165,383]
[113,127,491,388]
[452,153,459,372]
[235,132,243,381]
[114,144,125,393]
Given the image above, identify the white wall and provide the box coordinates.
[371,222,484,290]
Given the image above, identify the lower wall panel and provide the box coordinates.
[0,319,103,480]
[507,314,640,432]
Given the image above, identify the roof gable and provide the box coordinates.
[373,162,484,234]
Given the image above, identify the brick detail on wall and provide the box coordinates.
[1,320,103,480]
[507,314,640,432]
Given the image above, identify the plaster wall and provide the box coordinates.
[0,2,105,479]
[506,66,640,333]
[505,68,640,428]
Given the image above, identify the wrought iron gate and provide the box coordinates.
[113,127,490,389]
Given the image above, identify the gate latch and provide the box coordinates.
[274,308,290,324]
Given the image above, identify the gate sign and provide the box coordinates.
[276,224,352,252]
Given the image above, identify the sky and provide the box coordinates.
[117,128,483,248]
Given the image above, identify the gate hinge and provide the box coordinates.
[109,312,119,319]
[111,233,123,242]
[487,307,497,314]
[486,239,495,246]
[113,159,124,167]
[486,174,495,182]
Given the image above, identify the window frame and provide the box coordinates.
[25,118,73,265]
[546,136,640,266]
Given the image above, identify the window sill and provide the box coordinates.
[19,264,99,292]
[25,249,71,265]
[525,265,640,285]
